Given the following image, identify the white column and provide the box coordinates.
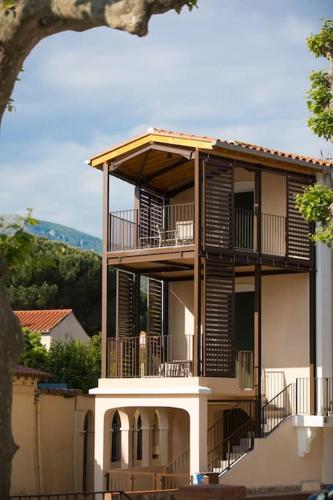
[322,428,333,484]
[188,396,208,474]
[316,242,333,380]
[94,401,106,491]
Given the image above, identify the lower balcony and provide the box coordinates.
[107,334,194,378]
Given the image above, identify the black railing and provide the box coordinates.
[108,203,194,251]
[207,400,256,473]
[107,334,194,378]
[261,384,295,436]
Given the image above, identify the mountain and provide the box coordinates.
[1,215,102,253]
[25,219,102,254]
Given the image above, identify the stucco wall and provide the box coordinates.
[11,385,94,496]
[262,273,310,384]
[11,378,38,495]
[168,281,194,338]
[219,418,323,488]
[262,172,286,217]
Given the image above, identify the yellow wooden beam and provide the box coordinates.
[90,133,214,169]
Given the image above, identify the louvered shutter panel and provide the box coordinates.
[116,270,139,338]
[204,257,235,377]
[139,188,165,246]
[147,278,163,336]
[287,176,312,260]
[205,160,233,249]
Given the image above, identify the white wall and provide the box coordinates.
[41,313,89,350]
[262,273,310,384]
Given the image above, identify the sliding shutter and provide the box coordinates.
[139,188,166,246]
[116,270,139,338]
[287,176,312,261]
[204,257,235,377]
[204,159,233,250]
[147,278,164,336]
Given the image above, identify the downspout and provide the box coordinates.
[33,391,43,494]
[73,396,78,492]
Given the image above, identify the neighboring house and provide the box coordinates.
[88,128,333,493]
[15,309,89,349]
[11,365,94,496]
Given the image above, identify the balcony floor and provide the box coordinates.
[106,243,195,272]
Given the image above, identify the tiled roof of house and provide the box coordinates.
[151,128,333,169]
[14,364,50,380]
[15,309,72,333]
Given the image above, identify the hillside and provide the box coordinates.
[1,215,102,253]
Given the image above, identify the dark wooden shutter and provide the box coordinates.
[139,188,165,246]
[204,257,235,377]
[147,278,163,336]
[116,270,139,338]
[287,176,311,261]
[204,160,233,249]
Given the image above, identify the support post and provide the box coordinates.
[194,150,202,376]
[254,264,262,437]
[101,163,110,378]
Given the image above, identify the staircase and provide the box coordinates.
[207,384,295,476]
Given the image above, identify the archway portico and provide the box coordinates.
[90,386,210,491]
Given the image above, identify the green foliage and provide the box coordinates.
[0,210,38,271]
[307,19,333,58]
[21,329,101,392]
[47,336,101,393]
[296,184,333,246]
[20,328,48,370]
[6,237,104,335]
[306,19,333,141]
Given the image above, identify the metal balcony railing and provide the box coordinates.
[107,334,194,378]
[108,202,194,251]
[296,377,333,416]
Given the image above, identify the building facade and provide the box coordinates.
[89,128,333,491]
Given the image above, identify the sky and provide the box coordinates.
[0,0,332,238]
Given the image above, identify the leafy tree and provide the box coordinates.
[20,327,48,370]
[47,336,101,393]
[306,19,333,141]
[0,212,37,498]
[20,328,101,392]
[296,184,333,246]
[6,237,103,335]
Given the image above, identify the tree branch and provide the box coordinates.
[0,0,191,121]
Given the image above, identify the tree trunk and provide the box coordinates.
[0,284,23,499]
[0,1,191,497]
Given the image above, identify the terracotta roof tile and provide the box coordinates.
[15,309,72,333]
[15,364,50,380]
[151,128,333,169]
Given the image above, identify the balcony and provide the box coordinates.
[107,334,194,378]
[109,202,195,252]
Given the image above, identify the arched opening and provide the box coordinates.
[152,412,160,460]
[136,414,143,461]
[82,411,94,492]
[111,411,121,463]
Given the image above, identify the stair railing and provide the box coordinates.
[261,383,295,436]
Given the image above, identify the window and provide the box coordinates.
[136,415,143,461]
[111,411,121,463]
[152,412,160,459]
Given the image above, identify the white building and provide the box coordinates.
[88,129,333,493]
[15,309,89,350]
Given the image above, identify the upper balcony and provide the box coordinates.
[109,202,195,252]
[107,203,301,260]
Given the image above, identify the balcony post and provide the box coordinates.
[102,163,110,378]
[254,263,262,437]
[193,149,202,376]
